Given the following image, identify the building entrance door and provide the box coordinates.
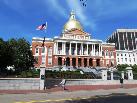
[66,57,70,66]
[72,58,76,67]
[96,59,100,66]
[89,58,93,66]
[58,57,62,66]
[84,58,87,67]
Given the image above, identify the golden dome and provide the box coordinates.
[63,11,83,32]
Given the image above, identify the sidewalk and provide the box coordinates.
[0,84,137,94]
[1,85,137,103]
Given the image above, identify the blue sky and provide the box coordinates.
[0,0,137,42]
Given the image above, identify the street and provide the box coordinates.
[63,94,137,103]
[1,88,137,103]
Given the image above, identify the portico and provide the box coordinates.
[55,56,102,67]
[54,41,102,57]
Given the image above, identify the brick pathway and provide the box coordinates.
[0,84,137,94]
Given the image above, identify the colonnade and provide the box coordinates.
[54,42,102,56]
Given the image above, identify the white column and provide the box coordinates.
[117,32,120,50]
[136,38,137,50]
[121,71,124,79]
[62,42,64,55]
[81,43,83,55]
[99,44,100,56]
[79,43,81,55]
[64,42,66,55]
[101,44,102,56]
[57,42,58,54]
[111,70,113,80]
[126,32,129,50]
[75,43,77,55]
[131,32,134,50]
[127,69,133,80]
[92,44,93,56]
[54,42,56,55]
[134,32,136,49]
[101,69,107,80]
[69,43,71,55]
[87,44,88,55]
[94,44,95,56]
[123,34,125,49]
[40,67,45,90]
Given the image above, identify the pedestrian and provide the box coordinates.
[120,77,124,88]
[59,79,66,90]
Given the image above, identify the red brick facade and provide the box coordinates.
[32,40,116,69]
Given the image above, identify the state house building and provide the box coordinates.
[32,11,116,69]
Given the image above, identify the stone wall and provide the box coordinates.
[0,78,40,90]
[66,79,137,85]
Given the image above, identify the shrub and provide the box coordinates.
[21,71,27,78]
[26,71,33,77]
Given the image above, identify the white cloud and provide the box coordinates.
[46,0,67,18]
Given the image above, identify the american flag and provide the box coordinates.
[36,22,47,30]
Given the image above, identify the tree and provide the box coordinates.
[0,38,6,71]
[8,38,35,72]
[0,38,13,73]
[117,64,129,72]
[132,64,137,73]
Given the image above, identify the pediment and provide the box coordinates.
[64,28,89,36]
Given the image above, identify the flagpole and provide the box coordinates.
[36,22,47,47]
[43,22,47,34]
[42,22,47,47]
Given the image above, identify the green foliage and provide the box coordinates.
[0,38,35,76]
[26,71,33,77]
[0,38,13,71]
[117,64,129,72]
[8,38,35,72]
[18,69,39,78]
[132,64,137,73]
[31,69,40,77]
[21,71,27,78]
[45,70,93,79]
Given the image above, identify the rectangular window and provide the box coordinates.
[117,53,119,56]
[125,58,127,62]
[102,51,104,56]
[106,51,109,56]
[42,56,45,64]
[48,57,52,65]
[35,48,39,54]
[42,47,45,53]
[110,52,113,56]
[118,58,119,62]
[35,56,38,64]
[121,58,123,62]
[106,60,109,65]
[48,47,52,56]
[129,58,131,62]
[134,58,135,62]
